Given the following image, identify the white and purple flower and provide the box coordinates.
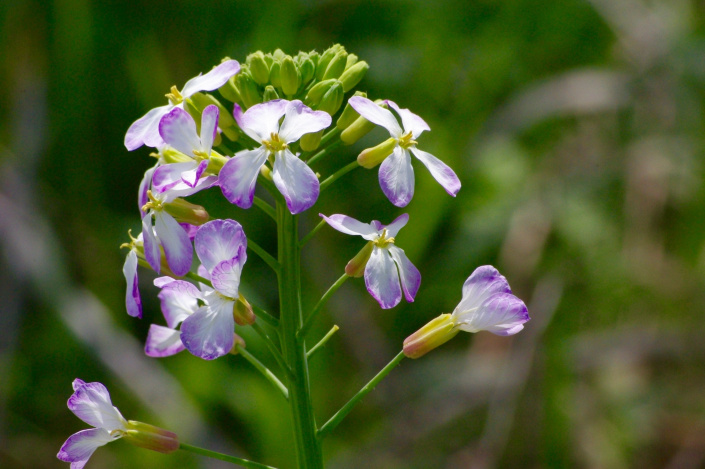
[219,99,331,214]
[57,379,178,468]
[348,96,461,207]
[122,232,144,318]
[321,213,421,309]
[125,60,240,151]
[403,266,530,358]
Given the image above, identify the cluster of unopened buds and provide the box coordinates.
[60,45,530,468]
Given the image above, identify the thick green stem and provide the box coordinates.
[317,351,405,439]
[276,203,324,468]
[179,442,279,468]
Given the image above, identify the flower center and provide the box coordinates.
[262,133,288,153]
[374,229,395,248]
[397,131,417,150]
[141,190,164,213]
[165,85,183,105]
[192,149,210,161]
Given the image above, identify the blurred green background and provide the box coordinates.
[2,0,705,468]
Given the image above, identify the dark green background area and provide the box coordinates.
[2,1,705,468]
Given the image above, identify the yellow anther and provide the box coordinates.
[192,149,209,160]
[262,132,288,153]
[374,229,396,248]
[141,190,163,213]
[165,85,183,105]
[397,131,417,150]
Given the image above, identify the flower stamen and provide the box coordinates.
[165,85,183,105]
[262,132,288,153]
[397,131,417,150]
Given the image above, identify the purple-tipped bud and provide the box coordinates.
[403,313,459,359]
[123,420,179,454]
[234,294,256,326]
[345,241,374,277]
[357,137,397,169]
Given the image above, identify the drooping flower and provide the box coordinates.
[321,213,421,309]
[219,99,331,214]
[57,379,178,468]
[151,105,219,191]
[403,265,530,358]
[348,96,461,207]
[125,60,240,151]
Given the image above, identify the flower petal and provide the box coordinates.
[388,245,421,302]
[159,107,201,156]
[319,214,379,240]
[383,213,409,238]
[410,147,461,197]
[67,380,126,431]
[157,280,201,328]
[211,257,244,298]
[278,100,332,143]
[272,149,320,214]
[200,105,219,152]
[364,247,402,309]
[145,324,186,357]
[194,219,247,273]
[152,161,200,193]
[180,60,241,98]
[180,160,209,188]
[348,96,403,137]
[154,212,192,276]
[141,215,161,273]
[122,250,142,318]
[236,99,289,142]
[125,104,172,151]
[57,428,116,469]
[219,148,269,208]
[454,292,529,336]
[456,265,512,314]
[138,165,157,215]
[379,146,415,207]
[385,100,430,138]
[180,301,235,360]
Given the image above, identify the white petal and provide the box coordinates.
[210,258,243,298]
[57,428,116,469]
[454,293,529,336]
[141,215,161,273]
[364,247,402,309]
[125,104,172,150]
[152,161,200,193]
[410,147,461,197]
[145,324,186,357]
[180,60,241,98]
[348,96,403,137]
[383,213,409,238]
[200,105,219,152]
[67,381,127,431]
[386,100,430,138]
[180,300,235,360]
[159,107,201,155]
[194,219,247,273]
[219,148,269,208]
[456,265,512,314]
[378,146,415,207]
[320,214,379,240]
[122,250,141,318]
[388,245,421,302]
[154,212,192,276]
[278,100,332,143]
[157,280,201,328]
[237,99,289,142]
[272,149,320,214]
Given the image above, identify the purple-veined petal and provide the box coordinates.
[160,174,218,200]
[410,147,461,197]
[154,211,192,276]
[272,149,320,214]
[180,160,209,188]
[145,324,186,357]
[141,215,161,273]
[379,146,415,207]
[200,105,219,152]
[194,219,247,272]
[236,99,289,142]
[180,300,235,360]
[319,214,379,240]
[152,161,200,193]
[157,280,201,328]
[125,104,172,151]
[122,250,142,318]
[180,60,240,98]
[278,100,332,143]
[138,165,157,214]
[67,381,127,431]
[211,257,243,298]
[57,428,116,469]
[383,213,409,238]
[456,265,512,314]
[219,148,269,208]
[386,100,430,138]
[154,276,176,288]
[159,107,201,156]
[388,245,421,302]
[348,96,403,137]
[364,247,402,309]
[454,292,529,336]
[180,223,199,240]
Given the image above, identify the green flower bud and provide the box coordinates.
[340,115,376,145]
[299,56,315,86]
[218,76,242,104]
[272,48,286,61]
[182,98,203,128]
[300,130,323,152]
[189,92,238,134]
[206,153,229,175]
[345,241,374,277]
[322,51,348,80]
[345,53,358,68]
[263,85,280,102]
[339,61,369,92]
[269,61,282,88]
[236,72,262,109]
[308,50,320,68]
[280,56,300,96]
[357,137,397,168]
[316,45,342,80]
[123,421,179,454]
[337,91,367,130]
[161,147,192,164]
[246,51,270,85]
[316,81,344,115]
[403,314,459,359]
[305,79,337,107]
[164,198,209,226]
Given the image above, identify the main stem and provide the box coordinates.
[276,203,323,468]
